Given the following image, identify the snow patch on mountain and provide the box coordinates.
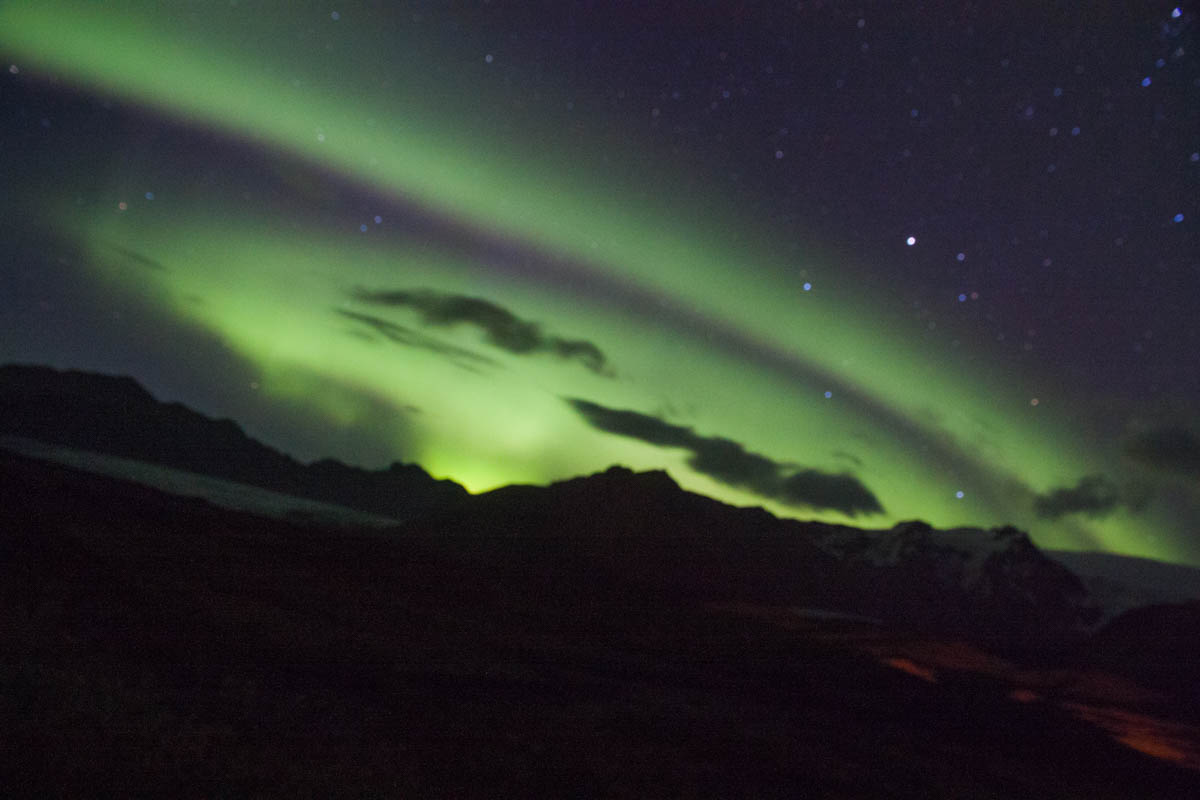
[809,519,1105,631]
[0,435,398,527]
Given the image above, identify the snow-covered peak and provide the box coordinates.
[809,519,1101,631]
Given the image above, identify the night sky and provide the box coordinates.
[1,2,1197,564]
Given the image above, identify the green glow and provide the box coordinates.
[2,2,1189,563]
[0,0,991,410]
[76,210,1183,561]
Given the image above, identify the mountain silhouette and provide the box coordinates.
[0,364,1145,653]
[0,363,467,519]
[3,363,1199,796]
[1080,600,1200,707]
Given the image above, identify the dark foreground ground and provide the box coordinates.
[2,452,1197,798]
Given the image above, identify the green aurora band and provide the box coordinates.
[1,1,1189,563]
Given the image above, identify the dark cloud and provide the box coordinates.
[777,470,883,515]
[1124,427,1200,477]
[335,309,496,371]
[1033,474,1123,519]
[103,243,168,272]
[352,288,611,375]
[831,450,864,467]
[566,397,884,516]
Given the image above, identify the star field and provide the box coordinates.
[1,1,1197,563]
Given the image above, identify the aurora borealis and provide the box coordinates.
[1,2,1197,563]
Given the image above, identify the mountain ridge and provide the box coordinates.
[5,446,1198,795]
[4,363,1200,792]
[0,363,467,520]
[0,363,1185,659]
